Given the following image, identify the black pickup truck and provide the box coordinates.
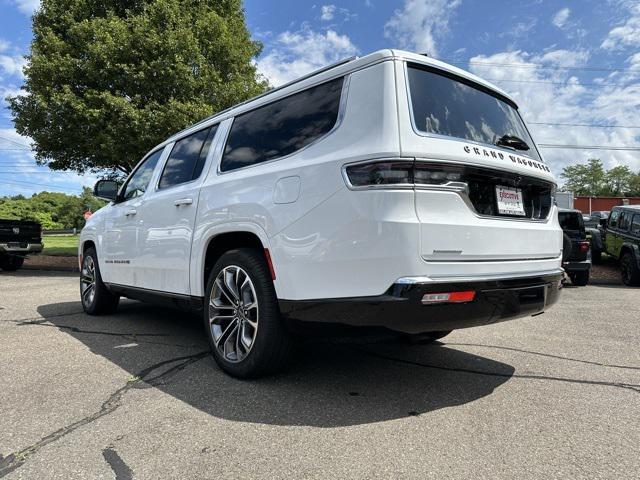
[0,219,43,271]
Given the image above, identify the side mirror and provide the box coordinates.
[599,218,607,227]
[93,179,120,202]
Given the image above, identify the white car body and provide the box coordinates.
[81,49,562,334]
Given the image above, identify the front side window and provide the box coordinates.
[609,209,620,228]
[407,64,541,161]
[121,149,163,201]
[618,212,631,231]
[220,77,344,172]
[159,126,217,189]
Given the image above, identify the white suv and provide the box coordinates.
[80,50,563,377]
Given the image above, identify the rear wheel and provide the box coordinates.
[620,252,640,286]
[404,330,452,345]
[80,248,120,314]
[0,255,24,271]
[569,270,590,286]
[204,248,292,378]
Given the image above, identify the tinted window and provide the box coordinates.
[220,77,344,172]
[407,65,541,161]
[159,126,217,189]
[559,212,583,231]
[122,149,163,201]
[631,215,640,237]
[609,209,620,228]
[618,212,631,231]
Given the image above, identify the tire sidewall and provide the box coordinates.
[204,249,284,378]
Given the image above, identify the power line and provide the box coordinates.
[0,135,30,149]
[0,179,82,193]
[442,59,640,74]
[485,77,634,88]
[538,144,640,151]
[530,122,640,129]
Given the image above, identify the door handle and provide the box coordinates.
[174,198,193,206]
[125,209,137,217]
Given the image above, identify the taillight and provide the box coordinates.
[344,160,467,188]
[344,161,413,187]
[579,241,590,253]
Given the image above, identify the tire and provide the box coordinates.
[570,270,590,286]
[80,247,120,314]
[404,330,452,345]
[204,248,292,378]
[562,233,572,262]
[0,255,24,271]
[620,252,640,286]
[591,248,602,264]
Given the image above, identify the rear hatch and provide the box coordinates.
[398,59,561,267]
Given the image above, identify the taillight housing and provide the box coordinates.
[579,241,590,253]
[344,160,466,188]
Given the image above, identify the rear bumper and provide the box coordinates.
[279,271,563,334]
[0,242,43,255]
[562,259,591,272]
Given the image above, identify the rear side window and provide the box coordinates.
[159,126,218,189]
[220,77,344,172]
[631,215,640,237]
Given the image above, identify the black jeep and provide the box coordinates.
[558,208,591,286]
[0,219,43,271]
[602,205,640,286]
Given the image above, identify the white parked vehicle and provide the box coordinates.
[80,50,563,377]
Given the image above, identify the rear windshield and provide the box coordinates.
[407,64,541,162]
[559,212,584,231]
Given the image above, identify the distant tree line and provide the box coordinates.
[561,159,640,197]
[0,188,105,229]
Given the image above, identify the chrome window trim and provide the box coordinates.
[402,62,544,163]
[396,267,564,284]
[216,74,351,176]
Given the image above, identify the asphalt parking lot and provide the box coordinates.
[0,271,638,479]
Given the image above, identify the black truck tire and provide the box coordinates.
[0,255,24,271]
[621,252,640,286]
[569,270,589,286]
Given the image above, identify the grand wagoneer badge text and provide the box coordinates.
[463,145,550,172]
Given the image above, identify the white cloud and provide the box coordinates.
[11,0,40,15]
[601,2,640,50]
[0,39,10,52]
[256,25,358,86]
[321,5,336,21]
[468,50,640,176]
[0,54,26,78]
[384,0,461,58]
[552,8,571,28]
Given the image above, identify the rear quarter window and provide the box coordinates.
[559,212,583,231]
[631,215,640,237]
[220,77,344,172]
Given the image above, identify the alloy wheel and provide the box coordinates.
[80,255,96,307]
[209,265,259,363]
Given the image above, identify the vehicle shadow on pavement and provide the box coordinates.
[38,300,515,428]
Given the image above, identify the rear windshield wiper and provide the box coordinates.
[495,134,530,151]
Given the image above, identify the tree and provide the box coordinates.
[560,158,606,196]
[629,173,640,197]
[9,0,267,176]
[603,165,633,196]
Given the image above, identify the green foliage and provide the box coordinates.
[560,159,640,196]
[0,187,105,229]
[9,0,268,175]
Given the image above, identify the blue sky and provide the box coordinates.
[1,0,640,196]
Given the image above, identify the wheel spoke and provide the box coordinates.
[215,319,238,348]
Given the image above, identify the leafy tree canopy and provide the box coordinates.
[560,159,640,197]
[9,0,268,176]
[0,187,105,229]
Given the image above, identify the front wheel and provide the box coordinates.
[80,248,120,314]
[0,255,24,271]
[621,253,640,286]
[204,248,292,378]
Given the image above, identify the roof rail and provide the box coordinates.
[170,55,358,139]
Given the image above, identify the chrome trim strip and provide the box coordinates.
[396,268,564,284]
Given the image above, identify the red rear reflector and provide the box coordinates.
[264,248,276,281]
[579,241,590,253]
[422,291,476,304]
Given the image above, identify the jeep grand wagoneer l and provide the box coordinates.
[80,50,563,377]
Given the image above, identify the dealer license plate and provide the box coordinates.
[496,186,525,216]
